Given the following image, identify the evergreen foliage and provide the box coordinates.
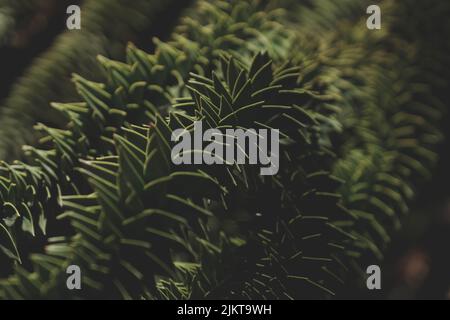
[0,0,448,299]
[0,0,188,159]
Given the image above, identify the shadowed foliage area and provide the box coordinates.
[0,0,449,299]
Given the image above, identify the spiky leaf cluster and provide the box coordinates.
[0,0,449,299]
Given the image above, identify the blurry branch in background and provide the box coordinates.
[0,0,191,161]
[0,1,80,99]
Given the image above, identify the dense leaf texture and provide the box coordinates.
[0,0,448,299]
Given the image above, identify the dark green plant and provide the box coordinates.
[0,0,189,160]
[0,0,448,299]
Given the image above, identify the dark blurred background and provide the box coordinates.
[0,0,78,100]
[380,136,450,299]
